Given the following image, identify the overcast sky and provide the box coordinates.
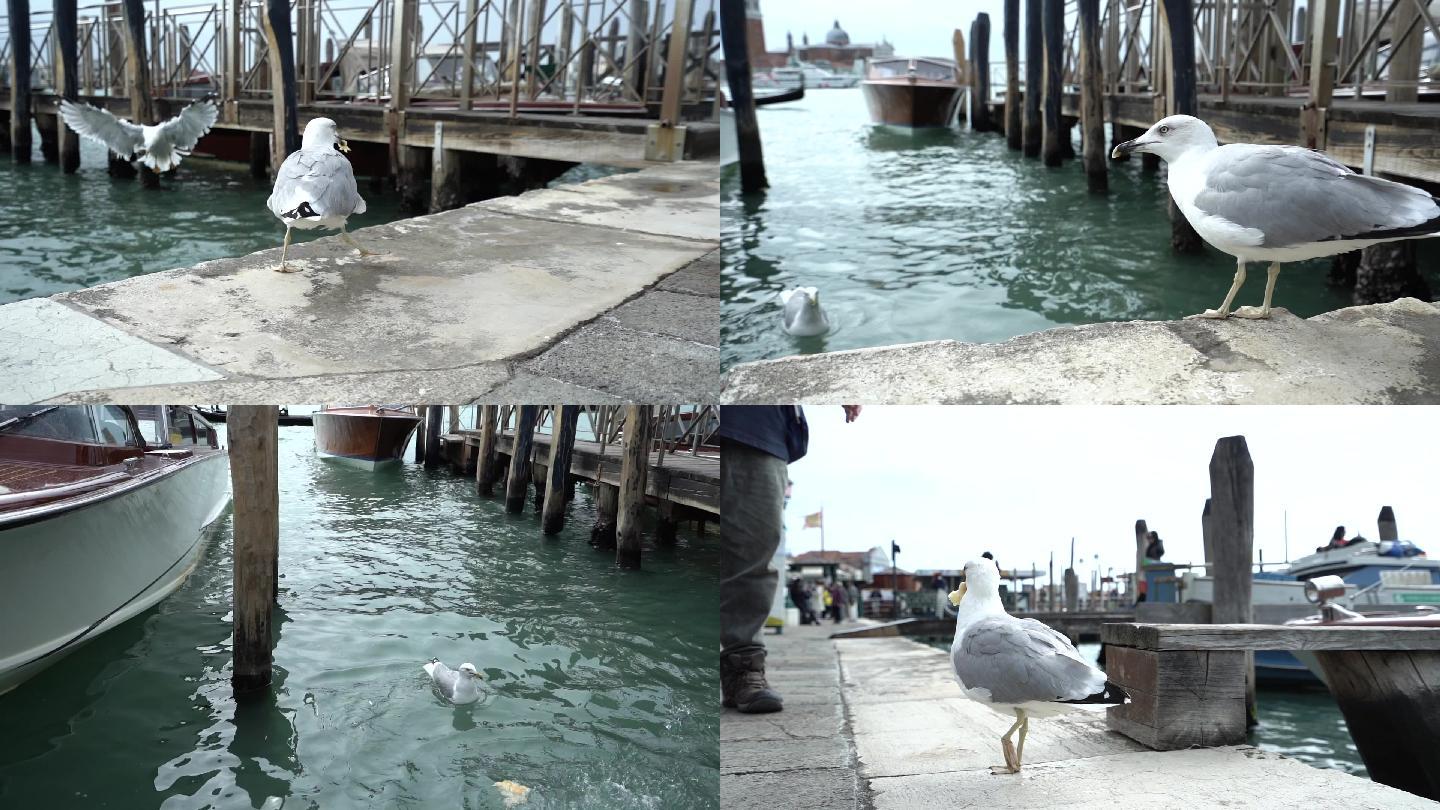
[782,406,1440,589]
[755,0,1015,63]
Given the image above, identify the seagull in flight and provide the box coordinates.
[58,97,218,172]
[1113,115,1440,319]
[266,117,376,273]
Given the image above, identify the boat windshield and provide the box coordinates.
[167,406,219,448]
[869,60,911,78]
[913,60,955,81]
[0,405,143,447]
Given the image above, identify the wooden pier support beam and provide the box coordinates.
[1208,435,1256,726]
[430,122,464,212]
[1378,505,1397,542]
[616,404,652,569]
[656,498,678,546]
[505,406,538,514]
[1133,519,1148,602]
[413,406,427,463]
[1022,0,1042,158]
[1354,242,1430,304]
[1160,0,1203,253]
[968,15,993,132]
[1040,0,1064,166]
[7,0,33,163]
[718,0,767,192]
[396,145,431,215]
[262,0,300,175]
[541,405,580,535]
[1003,0,1021,149]
[591,483,618,549]
[36,114,59,163]
[55,0,82,172]
[423,405,443,468]
[1064,567,1078,611]
[120,0,159,187]
[230,405,280,696]
[476,405,500,497]
[1201,498,1215,571]
[1078,0,1107,193]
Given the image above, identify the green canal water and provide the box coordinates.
[0,129,627,305]
[721,88,1440,368]
[0,424,719,809]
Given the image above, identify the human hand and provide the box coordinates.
[842,405,861,423]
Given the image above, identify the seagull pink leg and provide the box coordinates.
[274,228,298,273]
[991,709,1025,775]
[1232,262,1281,319]
[1190,258,1245,319]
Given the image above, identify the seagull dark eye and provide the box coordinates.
[1159,125,1170,134]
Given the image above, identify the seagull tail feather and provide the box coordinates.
[1059,681,1129,705]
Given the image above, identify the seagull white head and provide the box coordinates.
[302,117,350,153]
[950,558,1001,606]
[779,287,830,336]
[1110,114,1217,163]
[459,663,481,679]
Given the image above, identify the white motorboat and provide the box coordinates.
[0,405,232,696]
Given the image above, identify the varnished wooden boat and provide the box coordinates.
[861,57,963,128]
[311,405,422,469]
[0,406,231,695]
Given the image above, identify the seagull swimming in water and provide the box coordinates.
[779,287,831,336]
[949,558,1124,774]
[1112,115,1440,319]
[422,659,482,704]
[58,97,218,172]
[266,117,375,273]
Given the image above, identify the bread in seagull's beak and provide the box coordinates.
[949,583,967,606]
[338,138,351,153]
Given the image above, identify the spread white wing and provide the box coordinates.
[58,99,144,157]
[143,99,220,171]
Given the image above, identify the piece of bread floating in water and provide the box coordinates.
[494,780,531,806]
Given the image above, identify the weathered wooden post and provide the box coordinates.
[413,406,427,463]
[1133,519,1148,603]
[1378,506,1397,542]
[1201,497,1215,570]
[968,15,993,132]
[616,404,652,568]
[1040,0,1064,166]
[541,405,580,535]
[430,122,464,212]
[650,0,694,161]
[55,0,82,172]
[1209,435,1256,726]
[1160,0,1204,253]
[7,0,32,163]
[423,405,443,468]
[1022,0,1042,157]
[119,0,158,186]
[476,405,500,496]
[1064,567,1078,611]
[1302,0,1339,149]
[1078,0,1106,192]
[230,405,279,695]
[261,0,300,176]
[1387,0,1422,104]
[505,406,538,513]
[1003,0,1021,149]
[718,0,767,192]
[1354,242,1430,304]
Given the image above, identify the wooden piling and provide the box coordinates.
[423,405,443,468]
[591,483,619,549]
[1208,435,1256,727]
[1354,242,1430,304]
[120,0,158,187]
[396,145,432,215]
[1022,0,1042,158]
[1064,567,1079,611]
[1378,506,1398,542]
[656,499,678,546]
[616,404,652,568]
[1078,0,1107,192]
[968,15,993,133]
[229,405,279,696]
[1160,0,1204,253]
[413,406,427,463]
[36,114,59,163]
[55,0,82,172]
[1201,498,1215,571]
[505,406,538,514]
[1040,0,1064,167]
[261,0,299,174]
[7,0,32,163]
[1003,0,1021,149]
[430,122,464,212]
[718,0,767,193]
[476,405,500,497]
[1133,518,1148,601]
[541,405,580,535]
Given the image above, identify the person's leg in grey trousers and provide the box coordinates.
[720,438,787,713]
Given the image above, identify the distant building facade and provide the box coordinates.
[736,2,894,72]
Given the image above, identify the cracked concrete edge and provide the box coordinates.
[50,248,721,404]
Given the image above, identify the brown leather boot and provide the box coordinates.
[721,650,783,713]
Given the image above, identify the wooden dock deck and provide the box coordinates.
[721,623,1435,809]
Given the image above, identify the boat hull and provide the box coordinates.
[312,410,421,469]
[0,452,232,696]
[861,81,962,128]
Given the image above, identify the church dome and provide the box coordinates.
[825,20,850,46]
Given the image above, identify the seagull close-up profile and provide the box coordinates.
[266,117,375,273]
[422,659,482,705]
[949,558,1124,774]
[58,97,218,172]
[1112,114,1440,319]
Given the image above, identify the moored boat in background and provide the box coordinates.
[0,405,232,695]
[312,406,422,470]
[860,56,963,128]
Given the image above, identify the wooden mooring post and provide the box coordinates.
[1133,518,1148,602]
[505,406,538,514]
[55,0,82,173]
[261,0,299,175]
[1208,435,1256,726]
[1160,0,1204,253]
[229,405,280,696]
[968,15,993,133]
[1003,0,1021,149]
[476,405,500,497]
[120,0,158,187]
[616,404,652,569]
[413,406,427,463]
[1022,0,1042,158]
[541,405,580,535]
[423,405,443,468]
[7,0,32,163]
[1077,0,1106,192]
[718,0,767,193]
[1040,0,1064,167]
[1378,505,1397,542]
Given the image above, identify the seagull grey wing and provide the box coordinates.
[953,616,1105,704]
[429,662,460,698]
[157,99,219,152]
[268,151,365,221]
[310,153,367,217]
[1195,145,1440,248]
[58,99,143,157]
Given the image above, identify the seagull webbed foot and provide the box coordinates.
[274,263,299,274]
[1186,308,1232,320]
[989,737,1020,774]
[1230,305,1272,320]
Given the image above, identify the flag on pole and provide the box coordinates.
[803,511,823,529]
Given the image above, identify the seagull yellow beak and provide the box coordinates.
[338,138,351,153]
[949,583,967,606]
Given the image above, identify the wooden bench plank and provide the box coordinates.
[1103,622,1440,651]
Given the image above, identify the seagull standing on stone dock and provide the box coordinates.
[1112,115,1440,319]
[949,558,1124,774]
[266,117,375,273]
[58,97,218,172]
